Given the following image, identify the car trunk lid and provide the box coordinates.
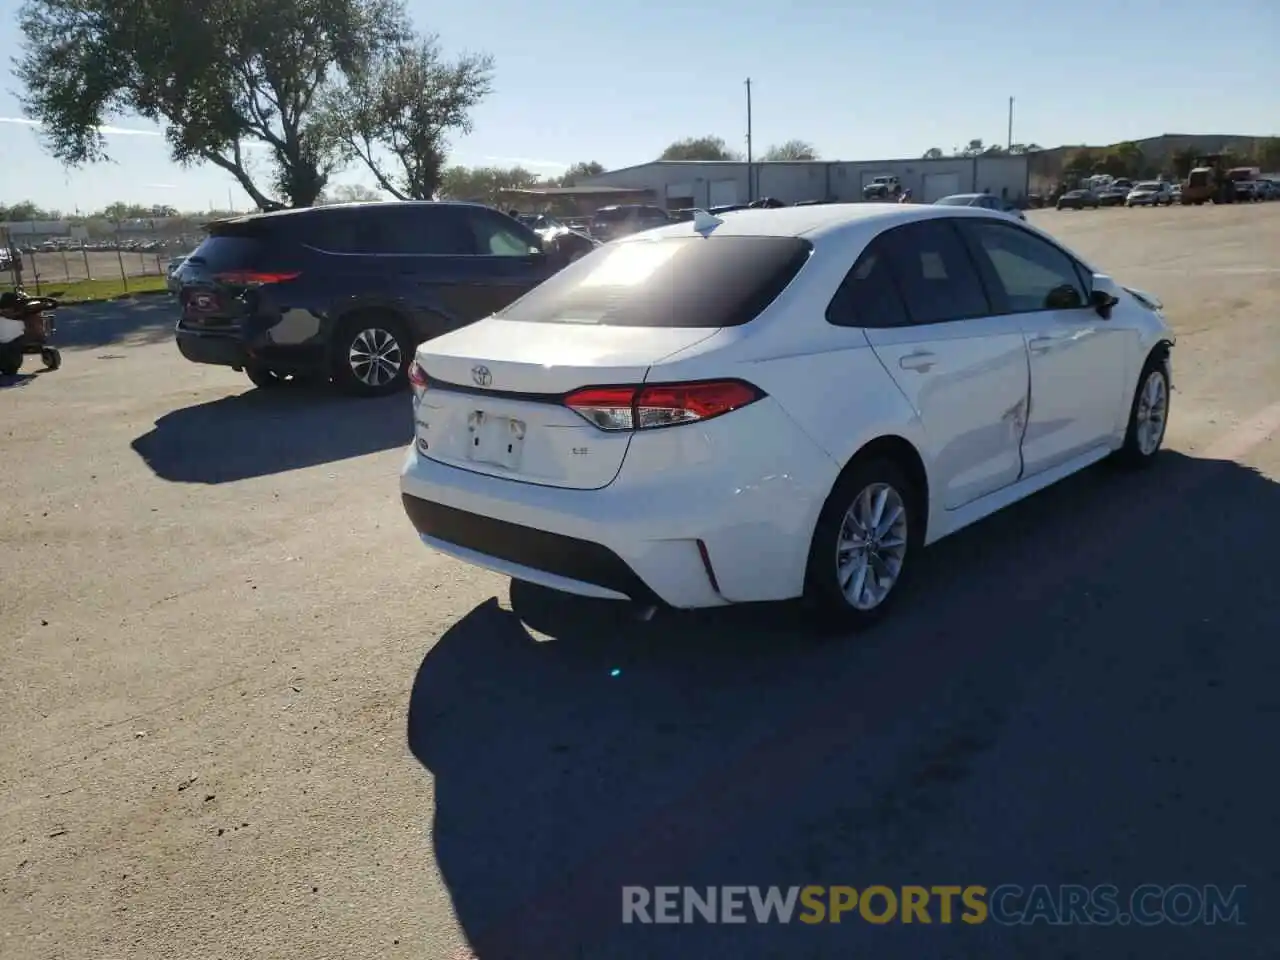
[414,318,718,489]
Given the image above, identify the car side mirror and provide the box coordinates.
[1090,273,1121,318]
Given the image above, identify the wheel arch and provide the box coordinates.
[825,434,931,543]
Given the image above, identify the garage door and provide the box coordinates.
[922,172,962,202]
[666,182,695,209]
[709,179,739,206]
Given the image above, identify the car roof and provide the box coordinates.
[941,193,982,200]
[210,200,493,228]
[621,202,1005,243]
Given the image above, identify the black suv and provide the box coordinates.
[174,202,573,397]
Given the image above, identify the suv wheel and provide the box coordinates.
[332,313,412,397]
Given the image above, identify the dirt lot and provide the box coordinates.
[2,204,1279,960]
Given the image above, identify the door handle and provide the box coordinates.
[898,351,936,372]
[1027,336,1057,354]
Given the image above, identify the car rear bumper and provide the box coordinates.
[398,397,839,608]
[175,324,326,373]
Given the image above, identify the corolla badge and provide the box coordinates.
[471,365,493,387]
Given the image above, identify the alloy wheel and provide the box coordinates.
[836,483,909,611]
[1135,370,1168,456]
[348,327,403,388]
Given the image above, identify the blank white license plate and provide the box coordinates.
[467,412,526,469]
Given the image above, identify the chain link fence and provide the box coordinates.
[1,217,211,294]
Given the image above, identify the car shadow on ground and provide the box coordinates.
[406,451,1280,960]
[132,386,412,483]
[0,372,39,388]
[51,295,173,349]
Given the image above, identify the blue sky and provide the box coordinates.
[0,0,1275,213]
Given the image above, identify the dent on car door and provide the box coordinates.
[847,221,1030,510]
[957,218,1130,476]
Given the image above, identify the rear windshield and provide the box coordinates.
[185,234,265,272]
[495,235,813,328]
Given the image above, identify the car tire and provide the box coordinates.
[1112,353,1170,468]
[804,456,923,631]
[331,312,412,398]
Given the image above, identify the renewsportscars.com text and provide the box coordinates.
[622,884,1246,926]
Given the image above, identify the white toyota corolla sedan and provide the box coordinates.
[400,204,1174,627]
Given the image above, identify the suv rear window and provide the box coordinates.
[495,235,812,328]
[185,234,265,272]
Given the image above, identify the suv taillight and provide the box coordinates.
[213,270,300,287]
[563,380,765,431]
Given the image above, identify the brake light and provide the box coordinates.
[212,270,300,286]
[563,380,764,431]
[408,361,429,391]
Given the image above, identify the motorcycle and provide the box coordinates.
[0,287,61,376]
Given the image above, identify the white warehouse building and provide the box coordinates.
[579,154,1033,210]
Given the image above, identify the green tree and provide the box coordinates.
[955,139,986,157]
[659,136,740,161]
[1252,137,1280,171]
[553,161,606,186]
[0,201,57,221]
[15,0,408,210]
[922,147,944,159]
[763,140,818,161]
[317,183,385,205]
[437,165,542,206]
[1170,147,1197,179]
[320,36,494,200]
[1061,148,1100,181]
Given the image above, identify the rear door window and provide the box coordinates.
[826,241,911,329]
[374,205,476,255]
[879,219,991,325]
[495,235,812,327]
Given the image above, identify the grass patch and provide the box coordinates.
[16,274,170,304]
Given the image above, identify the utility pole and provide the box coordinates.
[745,78,754,203]
[1007,96,1015,151]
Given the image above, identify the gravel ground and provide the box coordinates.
[2,203,1279,960]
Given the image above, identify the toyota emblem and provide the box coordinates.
[471,365,492,387]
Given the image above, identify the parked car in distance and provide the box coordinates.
[933,193,1026,220]
[515,213,598,262]
[1057,189,1100,210]
[1125,181,1174,207]
[400,204,1173,627]
[1098,184,1131,207]
[589,205,671,242]
[862,176,902,200]
[1255,179,1276,200]
[174,201,576,397]
[166,254,190,295]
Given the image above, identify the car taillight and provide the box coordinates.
[212,270,300,286]
[563,380,765,431]
[408,361,429,391]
